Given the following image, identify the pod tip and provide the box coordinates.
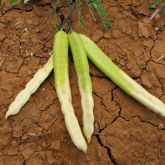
[86,136,91,143]
[160,111,165,117]
[77,143,87,154]
[81,145,87,154]
[5,112,9,119]
[83,128,93,144]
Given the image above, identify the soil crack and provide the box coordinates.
[95,134,118,165]
[131,115,165,130]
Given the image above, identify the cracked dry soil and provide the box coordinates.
[0,0,165,164]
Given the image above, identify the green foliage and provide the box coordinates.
[87,0,111,29]
[9,0,20,6]
[24,0,30,4]
[160,5,165,12]
[55,22,62,31]
[76,0,85,27]
[8,0,111,29]
[148,0,161,9]
[52,7,61,13]
[67,0,74,13]
[8,0,30,5]
[148,0,165,20]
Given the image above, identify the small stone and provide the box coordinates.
[24,28,28,32]
[30,53,33,57]
[154,27,159,31]
[22,134,29,140]
[158,124,164,130]
[95,123,99,130]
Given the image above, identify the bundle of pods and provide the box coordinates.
[6,31,165,153]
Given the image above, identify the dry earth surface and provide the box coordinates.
[0,0,165,164]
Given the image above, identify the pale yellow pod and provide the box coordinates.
[6,55,53,118]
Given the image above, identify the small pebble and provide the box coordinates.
[154,27,159,31]
[25,50,29,56]
[158,124,164,130]
[24,28,28,32]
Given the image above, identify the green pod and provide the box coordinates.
[53,30,69,88]
[68,31,94,142]
[68,31,92,90]
[80,34,165,117]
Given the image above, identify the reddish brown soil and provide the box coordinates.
[0,0,165,164]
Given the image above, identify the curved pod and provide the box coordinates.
[6,55,53,118]
[80,34,165,117]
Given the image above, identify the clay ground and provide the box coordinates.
[0,0,165,164]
